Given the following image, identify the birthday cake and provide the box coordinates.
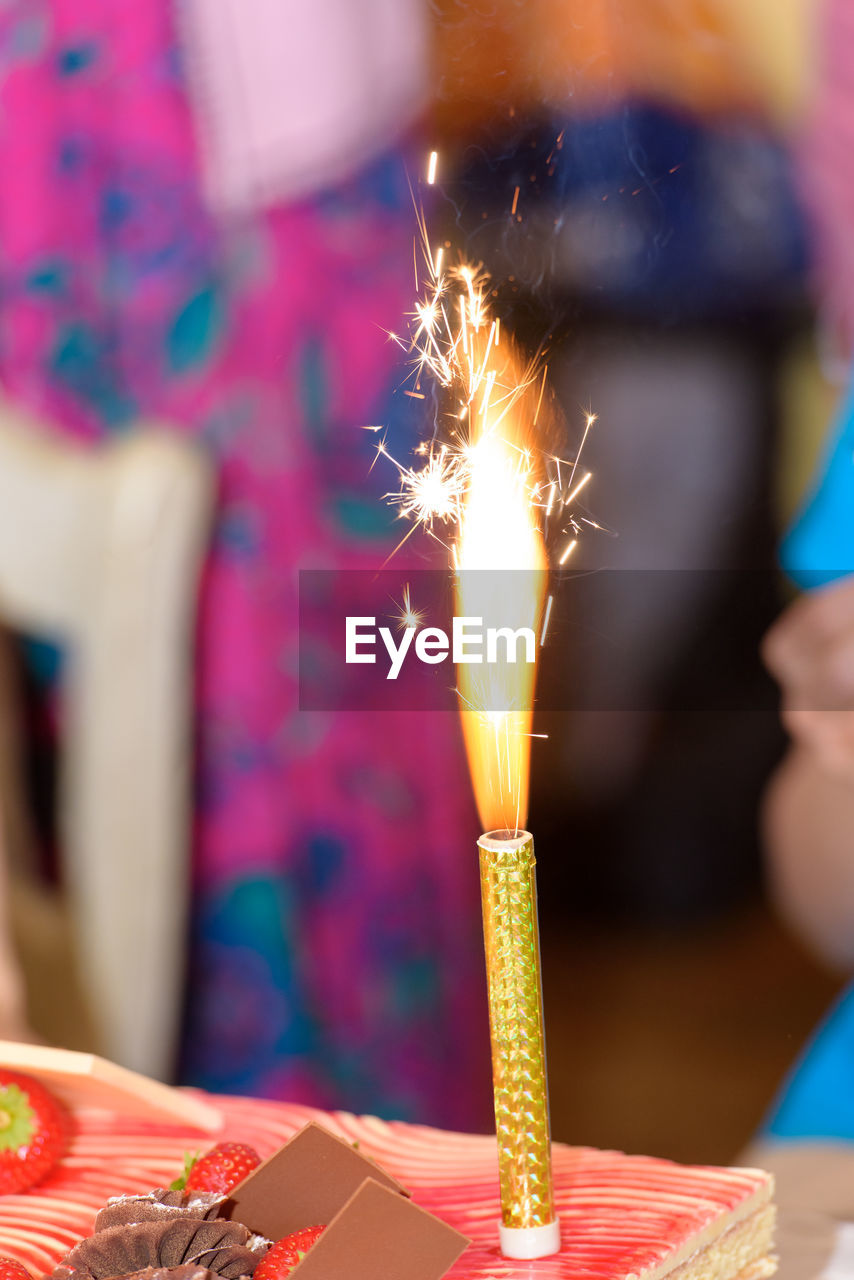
[0,1080,775,1280]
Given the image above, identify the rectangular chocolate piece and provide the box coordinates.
[225,1121,408,1239]
[291,1178,470,1280]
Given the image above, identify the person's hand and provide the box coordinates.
[763,577,854,780]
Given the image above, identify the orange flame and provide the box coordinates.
[454,333,549,834]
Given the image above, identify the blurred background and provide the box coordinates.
[0,0,849,1165]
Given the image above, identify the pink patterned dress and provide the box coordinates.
[0,0,491,1129]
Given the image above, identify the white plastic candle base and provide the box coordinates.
[499,1218,561,1259]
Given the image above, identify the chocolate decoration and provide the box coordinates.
[289,1178,470,1280]
[53,1121,469,1280]
[56,1269,225,1280]
[224,1122,406,1239]
[53,1222,164,1280]
[120,1269,220,1280]
[51,1219,264,1280]
[225,1122,469,1280]
[96,1191,224,1231]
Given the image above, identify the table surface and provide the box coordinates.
[745,1141,854,1280]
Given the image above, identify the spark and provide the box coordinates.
[563,412,596,498]
[394,583,426,632]
[563,470,592,508]
[382,442,467,533]
[540,594,554,646]
[373,200,600,587]
[369,182,604,833]
[533,366,547,426]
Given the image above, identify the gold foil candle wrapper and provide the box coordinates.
[478,829,557,1243]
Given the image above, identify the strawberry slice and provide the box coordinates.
[255,1226,327,1279]
[0,1259,32,1280]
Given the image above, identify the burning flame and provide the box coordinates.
[373,166,597,834]
[454,329,548,834]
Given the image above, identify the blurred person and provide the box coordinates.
[761,446,854,1140]
[0,0,491,1127]
[760,0,854,1141]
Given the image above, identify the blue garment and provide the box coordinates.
[765,379,854,1139]
[781,379,854,589]
[766,985,854,1139]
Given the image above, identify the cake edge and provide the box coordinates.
[644,1202,776,1280]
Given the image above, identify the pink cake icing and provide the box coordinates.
[0,1093,774,1280]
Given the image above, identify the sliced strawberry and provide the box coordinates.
[255,1225,327,1280]
[0,1259,32,1280]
